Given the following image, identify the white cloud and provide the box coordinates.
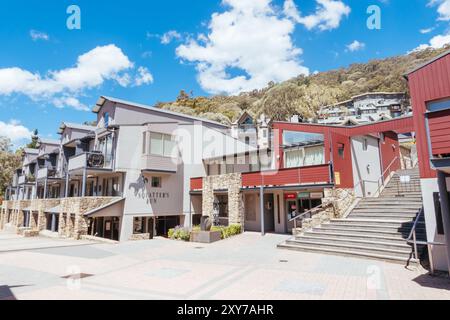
[420,27,435,34]
[0,120,32,147]
[134,67,154,86]
[346,40,365,52]
[52,97,89,111]
[429,0,450,21]
[287,0,351,31]
[176,0,310,95]
[0,44,154,111]
[161,30,182,44]
[412,33,450,52]
[411,1,450,52]
[30,30,49,41]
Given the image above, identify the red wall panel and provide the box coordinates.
[408,53,450,178]
[428,109,450,156]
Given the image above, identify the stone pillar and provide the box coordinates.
[37,209,46,231]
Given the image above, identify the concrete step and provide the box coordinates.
[314,226,426,238]
[360,198,423,203]
[277,243,419,265]
[356,202,422,208]
[291,235,412,251]
[303,230,420,244]
[324,222,425,233]
[283,239,412,258]
[330,218,423,227]
[349,214,417,221]
[352,208,420,213]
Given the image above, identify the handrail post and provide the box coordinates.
[413,230,418,260]
[428,244,435,276]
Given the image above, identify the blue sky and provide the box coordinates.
[0,0,449,147]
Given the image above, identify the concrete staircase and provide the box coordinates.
[278,168,426,265]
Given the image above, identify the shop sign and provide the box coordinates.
[284,193,297,200]
[310,192,324,199]
[297,192,310,199]
[335,172,341,185]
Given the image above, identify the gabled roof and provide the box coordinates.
[233,111,254,125]
[404,49,450,77]
[38,138,60,146]
[23,148,39,155]
[58,122,97,135]
[94,96,229,128]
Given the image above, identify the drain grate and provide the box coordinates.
[61,273,94,279]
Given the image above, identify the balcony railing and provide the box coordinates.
[190,163,333,191]
[37,167,49,180]
[242,163,332,188]
[18,175,26,185]
[68,152,112,172]
[141,154,177,173]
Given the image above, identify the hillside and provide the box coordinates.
[157,46,450,124]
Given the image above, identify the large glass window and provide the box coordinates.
[149,132,175,157]
[283,131,325,168]
[427,98,450,112]
[96,134,113,167]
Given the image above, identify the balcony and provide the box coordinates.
[190,163,333,191]
[68,152,113,173]
[141,154,177,174]
[37,167,48,180]
[18,175,26,185]
[241,164,333,188]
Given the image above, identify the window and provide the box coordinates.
[149,132,176,157]
[427,98,450,113]
[142,132,147,154]
[363,138,368,151]
[284,146,324,168]
[104,112,110,127]
[151,177,161,188]
[338,143,345,159]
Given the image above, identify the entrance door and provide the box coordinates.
[156,216,179,237]
[286,200,297,232]
[103,217,120,241]
[264,194,275,232]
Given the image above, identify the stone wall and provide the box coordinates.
[294,188,357,235]
[1,197,119,240]
[202,173,244,226]
[129,233,150,241]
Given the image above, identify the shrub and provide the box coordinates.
[211,224,242,239]
[168,226,191,241]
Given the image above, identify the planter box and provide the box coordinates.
[190,230,222,244]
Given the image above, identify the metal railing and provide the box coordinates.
[289,203,328,230]
[406,207,445,276]
[370,156,399,198]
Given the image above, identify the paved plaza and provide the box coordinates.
[1,231,450,300]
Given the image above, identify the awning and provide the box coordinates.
[84,198,125,218]
[45,205,61,214]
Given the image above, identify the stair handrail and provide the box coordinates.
[372,156,399,198]
[288,203,328,230]
[406,206,445,275]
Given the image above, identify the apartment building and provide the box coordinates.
[1,96,253,242]
[318,92,409,125]
[405,49,450,273]
[191,116,415,235]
